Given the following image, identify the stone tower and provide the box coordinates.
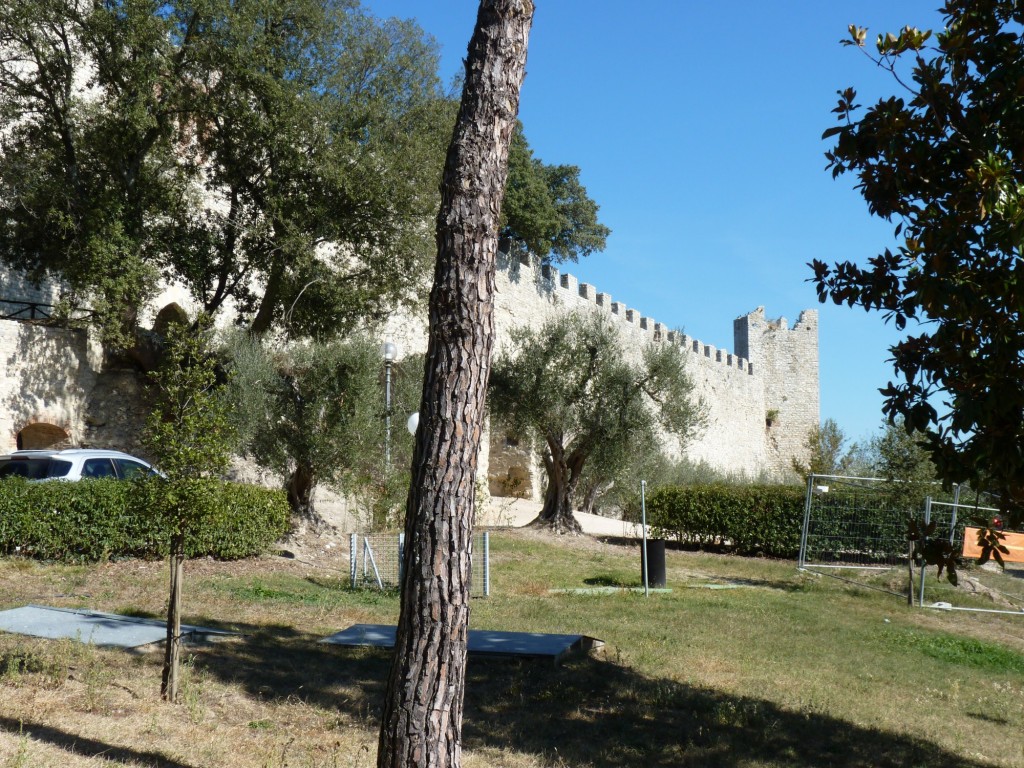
[734,307,820,475]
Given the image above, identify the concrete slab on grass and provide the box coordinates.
[321,623,601,660]
[0,605,235,649]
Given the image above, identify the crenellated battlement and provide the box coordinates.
[507,252,754,375]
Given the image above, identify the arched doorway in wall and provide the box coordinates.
[487,431,535,499]
[152,303,190,337]
[17,422,70,450]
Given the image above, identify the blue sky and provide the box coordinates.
[362,1,945,446]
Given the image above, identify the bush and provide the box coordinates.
[646,484,806,558]
[0,477,288,562]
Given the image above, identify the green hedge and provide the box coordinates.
[0,477,289,562]
[646,484,806,558]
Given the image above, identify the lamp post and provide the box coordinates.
[383,340,397,467]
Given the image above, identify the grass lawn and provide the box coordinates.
[0,529,1022,767]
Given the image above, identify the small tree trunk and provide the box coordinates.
[907,539,915,607]
[579,480,606,517]
[161,532,185,702]
[376,3,533,767]
[248,243,285,337]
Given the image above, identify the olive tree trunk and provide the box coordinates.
[286,464,319,527]
[376,3,533,767]
[536,442,585,534]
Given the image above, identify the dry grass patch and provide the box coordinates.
[0,531,1022,767]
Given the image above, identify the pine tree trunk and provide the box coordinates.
[376,3,533,767]
[161,533,185,702]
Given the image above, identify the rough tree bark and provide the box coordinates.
[536,442,585,534]
[286,464,319,526]
[376,2,533,767]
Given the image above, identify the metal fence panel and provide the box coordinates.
[349,531,490,597]
[800,474,1023,614]
[799,474,909,571]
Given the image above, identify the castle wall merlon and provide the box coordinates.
[541,263,559,285]
[794,309,819,330]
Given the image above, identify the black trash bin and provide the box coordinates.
[642,538,666,588]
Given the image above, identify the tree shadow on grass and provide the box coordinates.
[461,654,997,768]
[1002,563,1024,580]
[583,575,632,587]
[595,536,807,593]
[189,620,992,768]
[188,619,391,707]
[0,716,197,768]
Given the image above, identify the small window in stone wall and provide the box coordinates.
[504,433,520,449]
[17,422,70,450]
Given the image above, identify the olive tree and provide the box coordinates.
[489,312,704,533]
[226,334,386,528]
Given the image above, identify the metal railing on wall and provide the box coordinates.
[0,298,95,325]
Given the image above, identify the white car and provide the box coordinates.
[0,449,159,481]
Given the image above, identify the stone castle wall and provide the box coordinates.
[1,254,820,491]
[0,322,99,449]
[0,272,62,321]
[384,251,820,486]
